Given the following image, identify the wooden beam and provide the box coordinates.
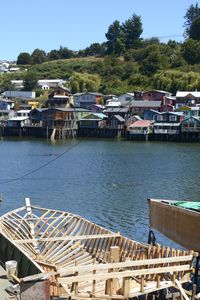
[58,264,191,285]
[105,246,120,295]
[58,254,193,276]
[15,233,121,244]
[175,279,190,300]
[21,255,193,283]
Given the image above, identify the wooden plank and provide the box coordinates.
[59,292,125,300]
[106,246,120,296]
[15,233,121,244]
[58,254,193,275]
[42,216,75,257]
[57,264,191,284]
[175,279,190,300]
[35,211,58,237]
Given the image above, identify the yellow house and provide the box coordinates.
[28,100,40,109]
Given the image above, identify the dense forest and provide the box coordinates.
[1,3,200,96]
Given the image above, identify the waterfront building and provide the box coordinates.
[175,91,200,108]
[73,92,103,109]
[46,86,71,108]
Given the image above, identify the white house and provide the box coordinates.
[7,116,29,128]
[17,110,31,117]
[175,91,200,108]
[37,79,66,89]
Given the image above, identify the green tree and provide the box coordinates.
[23,71,38,90]
[69,72,101,93]
[85,43,106,57]
[47,49,61,60]
[31,49,47,64]
[182,39,200,64]
[189,15,200,40]
[122,14,143,50]
[58,46,74,59]
[184,3,200,38]
[140,47,162,75]
[17,52,32,65]
[70,80,79,93]
[105,20,125,55]
[0,76,15,92]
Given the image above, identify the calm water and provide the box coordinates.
[0,137,200,247]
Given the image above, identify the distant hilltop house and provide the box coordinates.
[37,79,67,90]
[0,65,9,74]
[10,79,67,90]
[11,80,24,90]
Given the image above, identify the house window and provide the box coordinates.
[169,115,177,121]
[156,115,163,121]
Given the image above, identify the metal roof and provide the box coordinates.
[114,115,125,122]
[8,116,29,121]
[176,91,200,98]
[131,101,162,107]
[129,120,152,128]
[104,107,129,113]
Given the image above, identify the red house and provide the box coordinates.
[143,90,172,103]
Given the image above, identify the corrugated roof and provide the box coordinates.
[114,115,125,122]
[104,107,129,113]
[131,101,162,107]
[8,116,29,121]
[129,120,152,128]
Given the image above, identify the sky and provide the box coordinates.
[0,0,199,61]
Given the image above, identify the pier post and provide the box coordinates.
[105,246,120,296]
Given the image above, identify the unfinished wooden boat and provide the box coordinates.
[0,198,196,299]
[149,198,200,252]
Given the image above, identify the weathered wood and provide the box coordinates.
[15,233,121,244]
[0,199,195,300]
[105,246,120,296]
[58,264,191,285]
[175,279,190,300]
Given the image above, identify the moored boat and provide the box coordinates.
[148,198,200,252]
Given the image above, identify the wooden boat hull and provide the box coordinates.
[0,198,196,299]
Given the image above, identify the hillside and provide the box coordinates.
[1,54,200,96]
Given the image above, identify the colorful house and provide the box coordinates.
[128,120,153,135]
[46,86,71,108]
[143,90,171,102]
[181,116,200,133]
[78,113,107,128]
[73,92,103,109]
[175,91,200,108]
[131,101,162,114]
[153,112,184,135]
